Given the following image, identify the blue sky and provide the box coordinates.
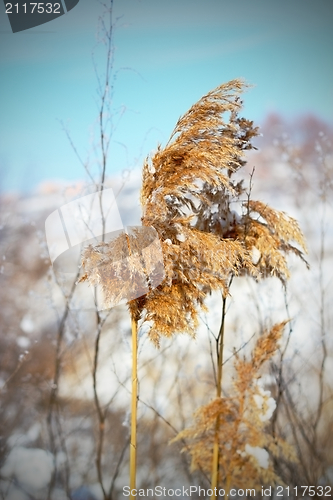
[0,0,332,192]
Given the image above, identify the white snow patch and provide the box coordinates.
[148,163,156,174]
[20,316,34,334]
[1,447,54,490]
[176,233,186,242]
[245,444,269,469]
[253,385,276,422]
[252,247,261,265]
[16,336,31,349]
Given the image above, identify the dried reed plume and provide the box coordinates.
[81,79,307,346]
[172,322,297,490]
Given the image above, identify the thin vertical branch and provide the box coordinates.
[97,0,114,239]
[211,278,231,499]
[130,315,138,499]
[91,2,118,494]
[47,273,78,500]
[93,312,108,499]
[271,287,293,437]
[97,0,114,192]
[109,436,130,499]
[313,201,327,438]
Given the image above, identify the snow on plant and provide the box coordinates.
[253,381,276,422]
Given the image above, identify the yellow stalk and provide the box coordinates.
[211,292,228,499]
[211,420,220,496]
[130,315,138,500]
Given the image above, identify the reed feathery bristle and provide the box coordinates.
[81,79,307,345]
[172,322,297,488]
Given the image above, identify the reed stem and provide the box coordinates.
[211,292,228,499]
